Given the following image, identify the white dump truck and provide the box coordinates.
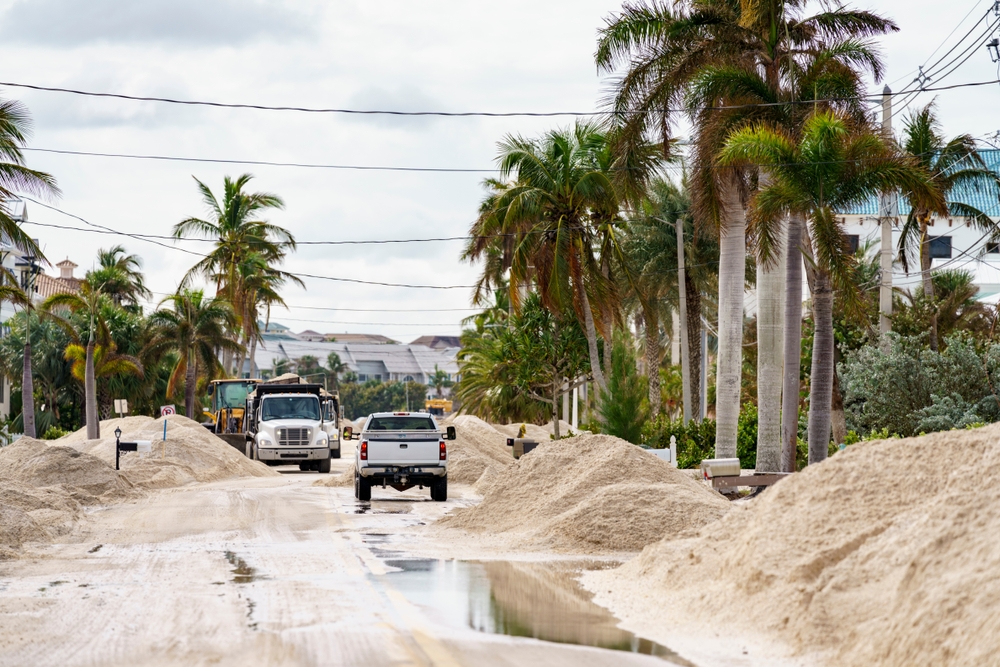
[345,412,456,502]
[244,382,334,473]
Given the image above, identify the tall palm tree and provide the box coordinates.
[326,352,348,390]
[86,245,152,308]
[63,334,143,418]
[623,177,719,419]
[897,102,1000,351]
[0,279,34,434]
[464,122,628,395]
[720,110,939,463]
[597,0,897,463]
[43,282,109,439]
[173,174,294,372]
[0,97,60,438]
[147,290,241,419]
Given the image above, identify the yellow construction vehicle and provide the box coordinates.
[424,398,453,416]
[204,378,262,451]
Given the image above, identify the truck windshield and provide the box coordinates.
[367,416,436,431]
[216,381,257,410]
[261,396,321,421]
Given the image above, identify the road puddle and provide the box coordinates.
[377,559,692,664]
[224,551,265,584]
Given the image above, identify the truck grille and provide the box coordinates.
[277,428,310,446]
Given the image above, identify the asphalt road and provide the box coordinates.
[0,456,676,667]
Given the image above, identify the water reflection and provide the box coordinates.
[380,559,692,664]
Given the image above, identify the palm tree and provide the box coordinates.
[63,335,143,418]
[173,174,294,372]
[597,0,897,464]
[0,97,60,437]
[897,102,1000,351]
[464,122,627,395]
[326,352,348,390]
[720,110,940,463]
[42,282,109,439]
[429,365,454,398]
[147,290,240,419]
[623,177,719,419]
[0,279,34,435]
[86,245,152,308]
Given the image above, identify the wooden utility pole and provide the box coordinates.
[879,85,895,342]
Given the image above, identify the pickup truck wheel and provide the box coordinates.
[431,476,448,502]
[317,457,331,474]
[355,471,371,501]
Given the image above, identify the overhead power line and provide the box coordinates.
[19,197,477,290]
[3,78,1000,117]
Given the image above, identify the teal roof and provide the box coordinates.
[840,149,1000,217]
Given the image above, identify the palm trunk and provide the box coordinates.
[807,267,834,464]
[580,288,607,394]
[714,181,747,458]
[831,365,847,447]
[686,274,702,420]
[781,214,805,473]
[756,232,786,473]
[22,341,35,438]
[85,337,99,440]
[918,212,939,351]
[643,304,661,417]
[248,336,258,378]
[185,353,197,419]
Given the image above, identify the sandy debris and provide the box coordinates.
[440,433,729,553]
[315,414,513,488]
[586,424,1000,667]
[58,414,279,487]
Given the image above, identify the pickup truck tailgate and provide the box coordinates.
[365,432,442,464]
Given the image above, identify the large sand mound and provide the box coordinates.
[440,433,729,553]
[0,437,136,505]
[59,415,279,487]
[586,424,1000,667]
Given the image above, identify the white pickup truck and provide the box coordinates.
[346,412,456,502]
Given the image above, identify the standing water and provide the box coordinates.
[374,558,693,664]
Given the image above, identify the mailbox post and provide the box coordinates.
[114,426,151,470]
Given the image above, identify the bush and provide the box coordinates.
[598,331,649,444]
[41,425,69,440]
[340,380,429,420]
[642,403,758,470]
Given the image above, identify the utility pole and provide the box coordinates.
[676,217,692,425]
[879,85,895,343]
[20,249,40,439]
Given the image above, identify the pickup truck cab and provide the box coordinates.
[347,412,456,502]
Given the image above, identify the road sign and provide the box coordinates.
[113,399,129,415]
[160,405,176,417]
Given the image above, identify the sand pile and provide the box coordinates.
[58,415,278,488]
[586,424,1000,667]
[440,433,728,552]
[0,482,83,558]
[0,437,136,505]
[446,415,513,486]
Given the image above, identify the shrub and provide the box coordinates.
[41,425,69,440]
[598,331,649,444]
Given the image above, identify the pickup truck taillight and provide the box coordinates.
[439,441,447,461]
[360,441,368,460]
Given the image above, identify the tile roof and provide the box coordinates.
[841,149,1000,217]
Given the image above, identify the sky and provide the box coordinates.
[3,0,1000,342]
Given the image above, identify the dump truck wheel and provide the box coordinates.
[317,457,331,474]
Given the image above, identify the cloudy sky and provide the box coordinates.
[3,0,999,342]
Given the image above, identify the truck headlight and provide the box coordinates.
[317,435,328,446]
[259,435,273,446]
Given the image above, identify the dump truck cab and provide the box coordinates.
[245,383,333,473]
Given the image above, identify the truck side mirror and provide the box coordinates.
[446,426,456,441]
[506,438,514,447]
[207,384,215,397]
[343,426,353,440]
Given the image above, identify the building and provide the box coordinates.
[322,333,399,345]
[410,335,461,349]
[250,335,458,393]
[31,259,82,301]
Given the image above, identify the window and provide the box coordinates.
[260,396,320,421]
[367,416,436,431]
[403,375,415,382]
[929,236,952,259]
[373,374,382,382]
[845,234,860,255]
[987,242,1000,254]
[357,374,368,382]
